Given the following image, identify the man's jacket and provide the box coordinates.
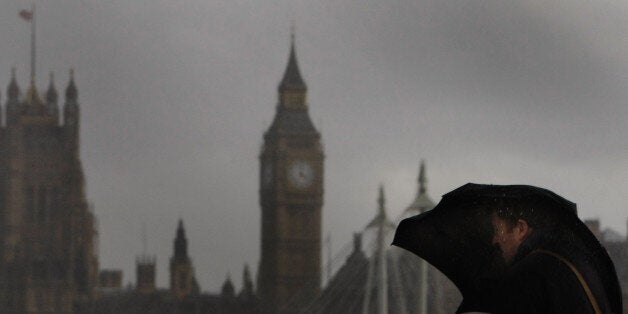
[492,230,612,314]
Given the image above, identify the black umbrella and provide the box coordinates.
[392,183,622,313]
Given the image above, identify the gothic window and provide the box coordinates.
[33,260,47,280]
[0,182,5,212]
[74,248,88,291]
[179,271,187,290]
[50,187,59,218]
[26,186,35,222]
[53,261,66,280]
[23,126,33,150]
[62,228,71,256]
[6,293,13,308]
[287,207,314,238]
[36,290,44,311]
[37,186,47,222]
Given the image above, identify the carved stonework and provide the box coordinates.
[258,38,324,313]
[0,72,98,313]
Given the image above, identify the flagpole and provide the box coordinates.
[30,3,36,82]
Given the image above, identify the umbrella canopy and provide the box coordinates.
[392,183,622,313]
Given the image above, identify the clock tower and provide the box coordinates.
[258,34,324,313]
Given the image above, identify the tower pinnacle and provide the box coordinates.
[278,31,306,92]
[378,184,385,216]
[418,159,427,195]
[7,68,20,100]
[174,219,188,260]
[367,185,394,230]
[404,160,435,215]
[46,72,58,103]
[170,219,195,300]
[65,69,77,101]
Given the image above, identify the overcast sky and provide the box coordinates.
[1,0,626,293]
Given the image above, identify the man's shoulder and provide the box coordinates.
[505,249,594,313]
[509,249,582,286]
[513,250,568,274]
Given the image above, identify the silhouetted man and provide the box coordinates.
[393,183,621,314]
[488,205,611,314]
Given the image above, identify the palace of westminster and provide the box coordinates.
[1,34,627,313]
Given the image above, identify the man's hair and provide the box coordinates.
[492,199,553,230]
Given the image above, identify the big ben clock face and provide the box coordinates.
[288,160,314,189]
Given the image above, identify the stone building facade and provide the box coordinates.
[0,70,98,313]
[257,35,324,313]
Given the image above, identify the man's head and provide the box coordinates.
[490,199,563,264]
[491,212,532,265]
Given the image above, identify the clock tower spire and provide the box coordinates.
[258,31,324,313]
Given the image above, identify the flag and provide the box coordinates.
[19,9,33,21]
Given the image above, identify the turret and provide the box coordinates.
[418,160,427,195]
[366,184,394,229]
[404,160,435,216]
[221,274,235,299]
[63,69,79,153]
[277,31,308,112]
[65,69,77,102]
[45,72,59,123]
[170,219,195,300]
[173,219,188,261]
[378,185,385,215]
[136,255,156,294]
[264,32,318,138]
[6,68,21,126]
[239,264,254,300]
[278,34,306,93]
